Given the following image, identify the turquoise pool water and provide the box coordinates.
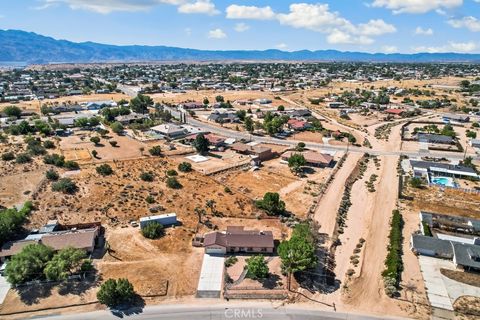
[431,177,457,188]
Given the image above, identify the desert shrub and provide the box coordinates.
[166,177,182,189]
[225,256,238,267]
[1,152,15,161]
[178,162,192,172]
[64,161,80,170]
[141,222,164,239]
[96,164,113,176]
[45,169,59,181]
[44,154,65,167]
[149,146,162,156]
[43,140,55,149]
[166,169,177,176]
[16,153,32,164]
[52,178,77,194]
[140,172,154,182]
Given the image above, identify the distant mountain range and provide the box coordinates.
[1,29,480,64]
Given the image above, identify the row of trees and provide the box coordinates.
[4,244,91,285]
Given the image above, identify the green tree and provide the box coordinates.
[277,105,285,111]
[409,177,423,188]
[97,278,136,307]
[3,105,22,118]
[110,122,124,135]
[44,247,86,281]
[178,162,192,172]
[246,255,269,280]
[141,222,164,239]
[244,116,254,133]
[193,133,209,155]
[288,153,306,175]
[44,153,65,167]
[215,95,224,103]
[96,164,113,176]
[0,202,33,245]
[129,94,153,114]
[278,235,317,290]
[203,97,210,105]
[91,150,98,158]
[52,178,78,194]
[166,169,177,176]
[5,244,54,285]
[295,142,306,152]
[256,192,285,216]
[148,146,162,156]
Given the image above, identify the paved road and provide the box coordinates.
[31,303,409,320]
[186,117,476,160]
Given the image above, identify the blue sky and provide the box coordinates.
[1,0,480,53]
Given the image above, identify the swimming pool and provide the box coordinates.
[431,176,458,188]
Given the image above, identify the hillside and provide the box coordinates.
[1,29,480,64]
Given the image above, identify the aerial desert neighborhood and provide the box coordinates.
[1,1,480,320]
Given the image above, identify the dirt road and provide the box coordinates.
[313,153,363,239]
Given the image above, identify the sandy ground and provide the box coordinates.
[314,153,363,238]
[215,158,332,219]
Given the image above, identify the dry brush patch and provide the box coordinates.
[28,157,260,228]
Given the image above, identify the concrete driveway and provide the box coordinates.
[418,255,480,312]
[0,274,11,305]
[196,253,225,298]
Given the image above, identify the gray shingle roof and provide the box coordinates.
[411,234,454,258]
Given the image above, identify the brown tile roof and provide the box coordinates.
[0,228,99,258]
[0,240,37,257]
[282,151,333,165]
[41,228,98,251]
[204,226,274,249]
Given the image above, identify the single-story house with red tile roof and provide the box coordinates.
[287,119,312,131]
[385,108,405,116]
[185,133,226,147]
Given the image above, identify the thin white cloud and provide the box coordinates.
[35,0,218,15]
[234,23,250,32]
[371,0,463,14]
[178,0,219,16]
[226,5,275,20]
[184,27,192,36]
[413,41,478,53]
[448,16,480,32]
[382,45,398,53]
[208,28,227,39]
[415,27,434,35]
[276,43,288,50]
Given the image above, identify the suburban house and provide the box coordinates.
[411,235,480,272]
[289,109,312,119]
[255,98,272,105]
[203,226,274,255]
[150,123,188,139]
[328,102,345,109]
[0,221,101,262]
[469,139,480,148]
[410,160,478,179]
[417,133,455,145]
[287,119,312,131]
[114,113,149,124]
[385,108,405,117]
[184,133,226,148]
[139,213,177,229]
[85,100,117,110]
[207,111,240,123]
[180,102,204,110]
[281,150,334,168]
[230,143,275,162]
[442,113,470,123]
